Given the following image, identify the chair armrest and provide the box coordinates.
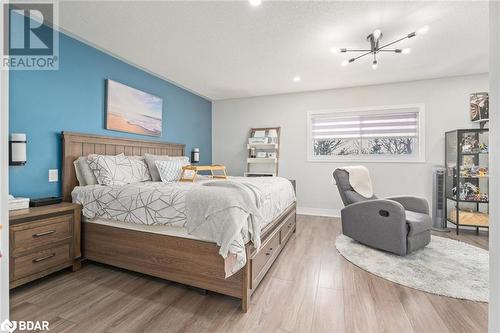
[341,199,406,226]
[341,199,407,255]
[386,196,429,214]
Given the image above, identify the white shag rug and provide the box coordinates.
[335,234,489,302]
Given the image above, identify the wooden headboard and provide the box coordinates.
[62,132,185,202]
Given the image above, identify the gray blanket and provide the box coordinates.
[186,180,264,261]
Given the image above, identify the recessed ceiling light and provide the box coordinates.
[249,0,262,7]
[293,76,301,82]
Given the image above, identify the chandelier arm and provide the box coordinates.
[342,49,373,52]
[351,51,373,61]
[377,49,401,52]
[378,35,410,50]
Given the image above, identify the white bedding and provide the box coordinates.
[73,176,296,276]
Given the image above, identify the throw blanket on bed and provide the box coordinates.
[186,181,264,276]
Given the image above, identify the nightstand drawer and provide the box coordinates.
[11,214,73,254]
[12,243,71,281]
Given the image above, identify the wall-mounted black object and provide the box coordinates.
[191,147,200,164]
[29,197,63,207]
[9,133,27,166]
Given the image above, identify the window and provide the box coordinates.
[307,104,425,162]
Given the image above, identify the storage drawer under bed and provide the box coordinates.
[279,211,296,244]
[250,209,296,290]
[251,231,280,284]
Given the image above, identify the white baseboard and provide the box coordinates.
[296,206,341,217]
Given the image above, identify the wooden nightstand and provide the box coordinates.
[9,202,82,289]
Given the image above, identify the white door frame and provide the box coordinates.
[489,2,499,332]
[0,1,10,323]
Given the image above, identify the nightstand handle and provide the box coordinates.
[32,253,56,263]
[32,230,56,238]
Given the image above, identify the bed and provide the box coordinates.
[62,132,297,312]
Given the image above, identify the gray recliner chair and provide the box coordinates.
[333,168,431,256]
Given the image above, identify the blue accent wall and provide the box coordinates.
[9,32,212,198]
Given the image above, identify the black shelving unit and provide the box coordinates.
[445,129,489,235]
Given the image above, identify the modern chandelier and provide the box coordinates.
[336,26,429,70]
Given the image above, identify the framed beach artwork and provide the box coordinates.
[106,79,163,136]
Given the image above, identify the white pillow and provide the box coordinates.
[145,153,190,181]
[74,160,86,186]
[76,157,98,186]
[87,153,151,186]
[155,159,191,182]
[130,157,152,182]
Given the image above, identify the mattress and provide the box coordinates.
[83,216,206,241]
[73,176,295,229]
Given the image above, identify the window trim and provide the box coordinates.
[307,104,426,163]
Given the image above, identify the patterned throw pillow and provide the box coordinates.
[144,153,190,181]
[155,159,191,182]
[87,154,151,186]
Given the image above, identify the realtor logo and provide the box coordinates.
[0,319,17,333]
[2,2,59,70]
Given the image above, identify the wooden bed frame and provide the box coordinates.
[61,131,296,312]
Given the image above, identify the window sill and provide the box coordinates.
[307,157,426,164]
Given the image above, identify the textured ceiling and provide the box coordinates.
[57,1,489,100]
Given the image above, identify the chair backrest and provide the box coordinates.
[332,168,377,206]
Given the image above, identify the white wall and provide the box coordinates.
[213,74,488,215]
[489,1,499,331]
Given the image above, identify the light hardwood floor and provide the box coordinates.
[10,215,489,333]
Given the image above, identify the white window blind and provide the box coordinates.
[308,105,424,162]
[311,112,419,140]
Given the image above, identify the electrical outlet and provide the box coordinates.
[48,169,58,182]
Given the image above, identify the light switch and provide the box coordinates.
[49,169,59,182]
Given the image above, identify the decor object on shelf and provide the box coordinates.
[445,129,489,234]
[336,234,488,302]
[179,165,228,182]
[448,208,488,228]
[333,167,431,256]
[256,152,267,158]
[245,127,280,177]
[8,194,29,211]
[470,92,489,123]
[248,137,268,144]
[9,133,27,165]
[191,148,200,164]
[106,79,163,137]
[337,26,429,69]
